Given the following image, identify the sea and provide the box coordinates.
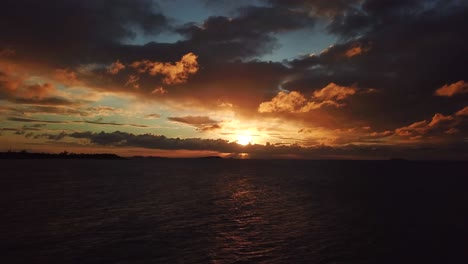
[1,159,467,263]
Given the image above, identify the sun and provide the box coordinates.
[237,134,252,146]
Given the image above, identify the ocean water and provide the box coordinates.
[1,159,467,263]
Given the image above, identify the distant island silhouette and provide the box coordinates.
[0,151,125,160]
[0,151,226,160]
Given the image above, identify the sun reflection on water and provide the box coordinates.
[210,176,279,263]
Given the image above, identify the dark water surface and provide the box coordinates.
[1,159,467,263]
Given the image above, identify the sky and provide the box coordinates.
[0,0,467,159]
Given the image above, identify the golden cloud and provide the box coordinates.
[258,83,356,113]
[455,106,468,116]
[258,91,307,113]
[54,69,81,86]
[125,75,140,89]
[344,44,371,58]
[434,80,468,97]
[107,60,125,75]
[130,53,199,85]
[395,111,462,138]
[312,82,357,100]
[151,87,168,95]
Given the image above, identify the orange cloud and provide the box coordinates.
[455,106,468,116]
[300,100,343,112]
[125,75,140,89]
[107,60,125,75]
[313,83,357,100]
[0,72,22,92]
[428,113,454,126]
[344,47,361,58]
[0,48,15,57]
[17,83,55,99]
[54,69,80,86]
[394,111,462,139]
[130,53,199,85]
[434,80,468,97]
[258,91,307,113]
[259,83,357,113]
[151,87,168,95]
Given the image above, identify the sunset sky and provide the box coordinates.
[0,0,467,159]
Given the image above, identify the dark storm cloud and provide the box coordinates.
[68,131,239,152]
[266,0,362,16]
[176,5,315,62]
[0,0,169,65]
[0,0,316,67]
[282,0,468,130]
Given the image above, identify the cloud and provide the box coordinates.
[6,105,85,116]
[7,117,66,124]
[144,113,161,119]
[168,116,218,125]
[54,69,80,86]
[1,69,78,106]
[83,106,121,116]
[6,116,149,128]
[0,71,21,92]
[130,53,199,85]
[312,82,357,100]
[0,0,170,65]
[434,80,468,97]
[258,83,356,113]
[456,106,468,116]
[281,0,468,131]
[12,97,77,106]
[79,118,149,128]
[0,48,15,57]
[345,44,370,58]
[0,0,467,159]
[107,60,125,75]
[258,91,307,113]
[16,83,55,99]
[125,75,140,89]
[66,131,238,152]
[151,87,168,95]
[266,0,362,17]
[168,115,221,131]
[394,107,468,139]
[28,130,468,160]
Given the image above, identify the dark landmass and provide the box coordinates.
[389,158,409,161]
[197,156,223,159]
[0,151,125,160]
[131,156,170,160]
[130,155,222,160]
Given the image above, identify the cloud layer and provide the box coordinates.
[0,0,467,159]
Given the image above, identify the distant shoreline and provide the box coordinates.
[0,151,126,160]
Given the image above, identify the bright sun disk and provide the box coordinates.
[237,134,252,146]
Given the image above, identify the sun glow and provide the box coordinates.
[237,134,252,146]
